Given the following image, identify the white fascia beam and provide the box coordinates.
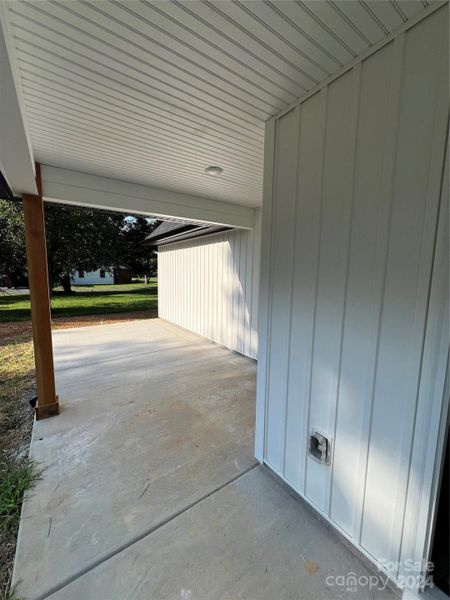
[41,165,256,229]
[0,7,36,195]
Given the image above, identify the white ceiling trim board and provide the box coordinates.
[41,165,256,229]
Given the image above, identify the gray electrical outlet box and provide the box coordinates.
[309,430,331,465]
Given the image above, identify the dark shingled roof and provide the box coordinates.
[145,218,231,246]
[146,220,188,240]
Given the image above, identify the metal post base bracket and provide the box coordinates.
[35,397,60,420]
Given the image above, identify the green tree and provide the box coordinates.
[0,199,27,287]
[0,200,158,294]
[44,204,125,293]
[0,200,155,294]
[120,216,157,279]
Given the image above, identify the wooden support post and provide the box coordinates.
[23,164,59,419]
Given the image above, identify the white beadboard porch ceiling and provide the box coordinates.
[2,0,432,207]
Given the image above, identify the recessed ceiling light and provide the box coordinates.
[205,166,223,176]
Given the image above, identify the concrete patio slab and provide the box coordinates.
[13,319,257,600]
[48,467,397,600]
[13,319,398,600]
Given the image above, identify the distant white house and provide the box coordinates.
[71,268,133,285]
[71,269,114,285]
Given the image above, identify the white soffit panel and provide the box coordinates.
[2,0,433,207]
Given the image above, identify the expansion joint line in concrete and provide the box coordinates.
[36,462,259,600]
[54,342,189,372]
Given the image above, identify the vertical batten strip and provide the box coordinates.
[242,230,248,354]
[245,228,253,357]
[235,232,240,353]
[391,14,449,571]
[229,233,234,351]
[264,107,300,473]
[305,70,357,510]
[399,140,448,586]
[356,34,405,547]
[303,86,328,494]
[255,118,276,462]
[360,10,448,567]
[242,230,247,355]
[283,89,327,493]
[282,105,302,477]
[327,62,362,516]
[327,40,395,536]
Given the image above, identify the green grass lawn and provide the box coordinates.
[0,281,158,323]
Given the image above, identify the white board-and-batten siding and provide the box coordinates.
[157,219,260,359]
[256,4,448,588]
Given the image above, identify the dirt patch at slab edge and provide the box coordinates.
[0,310,158,343]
